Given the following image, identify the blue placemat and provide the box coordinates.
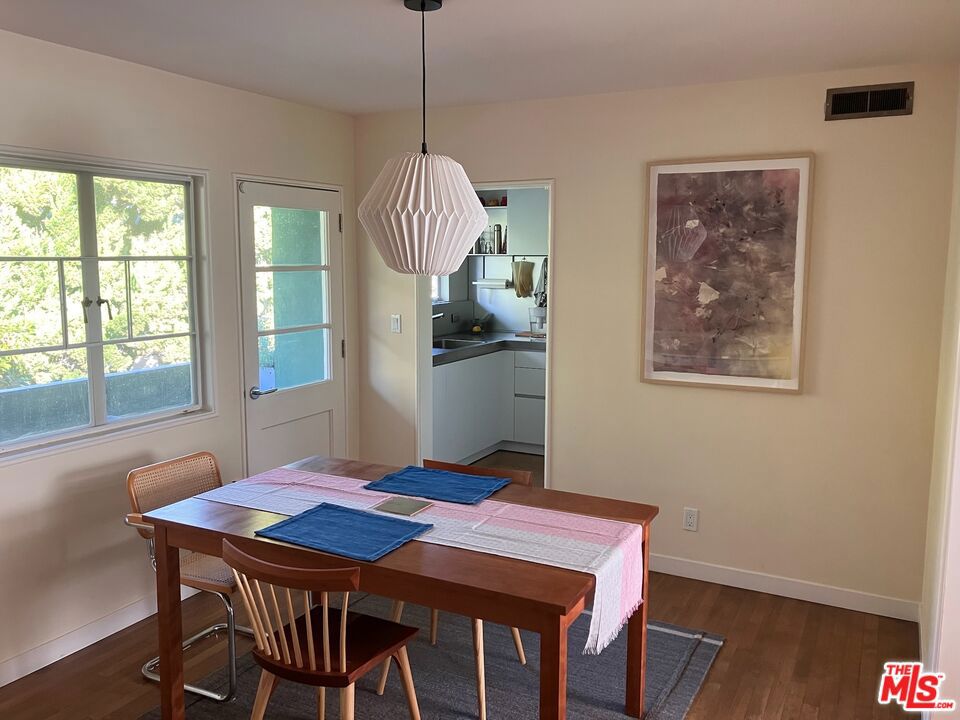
[255,503,433,562]
[365,465,511,505]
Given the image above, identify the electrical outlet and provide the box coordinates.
[390,314,402,334]
[683,507,699,532]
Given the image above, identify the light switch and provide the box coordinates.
[390,314,402,334]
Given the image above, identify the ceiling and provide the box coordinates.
[1,0,959,114]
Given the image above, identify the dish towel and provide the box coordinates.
[512,260,535,298]
[365,465,510,504]
[255,502,433,562]
[534,256,548,308]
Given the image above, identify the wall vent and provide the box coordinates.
[825,82,914,121]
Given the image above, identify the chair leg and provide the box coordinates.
[317,687,326,720]
[511,626,527,665]
[340,683,355,720]
[377,600,405,695]
[395,646,422,720]
[430,608,439,646]
[472,619,487,720]
[251,670,278,720]
[140,589,254,703]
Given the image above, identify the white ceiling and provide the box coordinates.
[1,0,959,114]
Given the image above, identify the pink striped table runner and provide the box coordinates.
[197,467,644,654]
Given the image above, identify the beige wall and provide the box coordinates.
[922,68,960,699]
[0,31,358,672]
[357,64,960,605]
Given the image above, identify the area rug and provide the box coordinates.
[141,595,723,719]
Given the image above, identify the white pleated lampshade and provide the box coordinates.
[358,152,487,276]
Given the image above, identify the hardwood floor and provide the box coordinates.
[472,450,546,487]
[0,574,917,719]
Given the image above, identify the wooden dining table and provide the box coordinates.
[144,456,659,719]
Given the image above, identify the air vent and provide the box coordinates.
[825,82,913,121]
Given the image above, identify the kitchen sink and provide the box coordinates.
[433,338,485,349]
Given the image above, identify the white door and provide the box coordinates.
[238,181,346,475]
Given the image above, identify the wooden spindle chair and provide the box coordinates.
[222,540,422,720]
[378,459,531,720]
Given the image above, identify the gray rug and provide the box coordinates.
[141,595,723,719]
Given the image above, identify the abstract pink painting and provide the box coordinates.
[642,156,813,391]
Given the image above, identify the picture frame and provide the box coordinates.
[641,154,814,392]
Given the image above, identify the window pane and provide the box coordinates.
[0,166,80,257]
[258,329,329,391]
[98,260,129,340]
[0,260,63,349]
[0,349,90,443]
[254,206,326,266]
[256,270,326,331]
[103,336,193,420]
[94,177,187,256]
[63,261,86,346]
[130,260,190,337]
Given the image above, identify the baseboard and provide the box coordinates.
[651,553,919,622]
[0,587,197,688]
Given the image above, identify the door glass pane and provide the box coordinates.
[130,260,190,337]
[0,260,63,348]
[103,336,194,420]
[258,329,329,391]
[256,270,326,331]
[254,206,326,266]
[0,166,80,257]
[0,349,90,443]
[94,177,188,256]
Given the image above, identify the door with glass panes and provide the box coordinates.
[238,181,346,475]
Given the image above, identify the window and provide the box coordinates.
[431,275,449,304]
[0,162,203,451]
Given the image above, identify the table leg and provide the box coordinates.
[539,618,568,719]
[625,524,650,718]
[155,524,185,720]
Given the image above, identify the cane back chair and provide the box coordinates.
[125,451,254,702]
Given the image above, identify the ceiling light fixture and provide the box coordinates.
[358,0,487,276]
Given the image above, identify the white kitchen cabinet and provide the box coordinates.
[514,396,546,445]
[506,188,549,256]
[433,351,514,463]
[515,367,546,397]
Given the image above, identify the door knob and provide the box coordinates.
[249,386,278,399]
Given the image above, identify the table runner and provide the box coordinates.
[197,467,644,654]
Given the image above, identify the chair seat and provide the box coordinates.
[180,551,237,594]
[254,606,418,688]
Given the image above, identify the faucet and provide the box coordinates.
[431,312,445,320]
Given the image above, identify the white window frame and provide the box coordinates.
[0,151,213,459]
[431,275,449,304]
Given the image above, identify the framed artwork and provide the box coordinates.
[641,155,814,392]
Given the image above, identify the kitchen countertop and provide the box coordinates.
[432,332,546,366]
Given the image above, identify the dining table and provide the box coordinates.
[144,455,659,719]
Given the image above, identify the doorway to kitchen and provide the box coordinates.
[416,180,554,487]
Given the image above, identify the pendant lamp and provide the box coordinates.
[358,0,487,276]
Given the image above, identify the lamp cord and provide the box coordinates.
[421,2,428,154]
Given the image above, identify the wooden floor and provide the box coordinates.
[472,450,546,487]
[0,573,917,720]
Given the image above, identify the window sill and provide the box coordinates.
[0,406,218,468]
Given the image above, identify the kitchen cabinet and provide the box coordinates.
[432,350,514,463]
[513,352,546,445]
[506,188,549,256]
[514,396,546,445]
